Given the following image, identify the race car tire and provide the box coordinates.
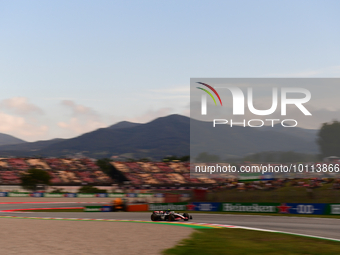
[183,213,189,221]
[122,204,127,212]
[168,214,175,221]
[151,214,159,221]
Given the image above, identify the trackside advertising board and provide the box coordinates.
[96,193,108,198]
[44,193,64,198]
[222,203,279,213]
[149,203,188,211]
[84,206,102,212]
[149,202,221,212]
[328,204,340,215]
[285,203,327,215]
[0,192,7,197]
[31,192,43,197]
[187,202,220,211]
[137,193,154,198]
[108,193,126,198]
[8,192,30,197]
[77,193,96,198]
[101,206,112,212]
[64,193,77,197]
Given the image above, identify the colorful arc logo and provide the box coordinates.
[196,82,222,106]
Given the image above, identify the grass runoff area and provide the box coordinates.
[163,228,340,255]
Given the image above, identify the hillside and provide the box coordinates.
[0,133,26,146]
[0,115,319,159]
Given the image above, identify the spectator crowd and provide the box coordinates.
[0,158,112,185]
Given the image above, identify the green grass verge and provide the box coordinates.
[163,228,340,255]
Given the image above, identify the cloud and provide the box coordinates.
[0,97,44,115]
[0,111,48,140]
[58,100,107,135]
[61,100,98,117]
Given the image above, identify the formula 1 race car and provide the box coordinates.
[151,210,193,221]
[111,198,127,212]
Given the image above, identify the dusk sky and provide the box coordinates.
[1,1,339,141]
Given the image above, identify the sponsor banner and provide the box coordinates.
[96,193,108,198]
[44,193,64,198]
[0,192,7,197]
[137,193,153,198]
[126,193,137,198]
[101,206,112,212]
[149,203,188,211]
[64,193,77,198]
[188,202,221,211]
[84,206,102,212]
[222,203,279,213]
[328,204,340,215]
[108,193,125,198]
[8,193,30,197]
[77,193,96,198]
[285,203,327,215]
[31,192,43,197]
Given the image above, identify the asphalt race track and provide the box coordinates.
[0,202,339,240]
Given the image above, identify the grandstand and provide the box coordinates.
[110,161,216,186]
[0,158,211,187]
[0,158,112,185]
[0,158,338,187]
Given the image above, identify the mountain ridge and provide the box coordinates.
[0,114,319,159]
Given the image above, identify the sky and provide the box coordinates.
[0,0,339,141]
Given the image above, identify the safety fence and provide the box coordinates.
[148,202,340,215]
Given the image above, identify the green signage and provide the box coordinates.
[84,206,102,212]
[77,193,96,198]
[44,193,64,198]
[327,204,340,215]
[137,193,153,198]
[108,193,125,198]
[8,193,30,197]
